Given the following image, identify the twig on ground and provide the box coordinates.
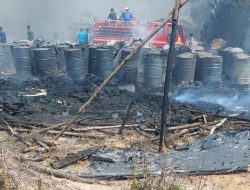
[209,118,227,135]
[28,163,94,184]
[2,119,32,147]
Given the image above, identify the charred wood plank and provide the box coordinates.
[72,124,140,132]
[209,118,227,134]
[51,147,101,169]
[2,119,32,146]
[28,164,93,184]
[181,106,248,122]
[119,101,134,135]
[88,156,114,163]
[168,122,202,131]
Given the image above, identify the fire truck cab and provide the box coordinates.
[147,21,186,48]
[93,19,186,48]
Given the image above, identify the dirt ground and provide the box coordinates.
[1,129,250,190]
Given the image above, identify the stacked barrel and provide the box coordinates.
[34,48,58,77]
[174,52,196,84]
[12,47,33,77]
[95,48,114,80]
[55,44,70,72]
[143,48,164,87]
[0,44,15,73]
[195,53,223,86]
[65,49,85,80]
[117,48,140,85]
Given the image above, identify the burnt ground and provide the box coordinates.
[1,75,250,189]
[0,75,194,127]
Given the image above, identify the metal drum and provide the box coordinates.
[82,47,89,76]
[65,49,85,80]
[12,47,33,76]
[95,48,114,80]
[1,44,14,72]
[161,50,168,81]
[55,44,70,72]
[0,45,7,72]
[230,53,250,88]
[143,53,163,87]
[175,52,196,84]
[196,54,223,86]
[218,47,232,77]
[89,46,97,75]
[34,48,58,77]
[117,48,140,84]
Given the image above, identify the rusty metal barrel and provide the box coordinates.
[117,48,140,84]
[174,53,196,84]
[12,47,33,76]
[195,54,223,86]
[34,48,59,77]
[0,45,7,72]
[0,44,15,73]
[95,48,114,80]
[82,47,89,76]
[143,50,163,87]
[55,44,70,72]
[219,47,244,80]
[230,53,250,88]
[161,50,168,81]
[65,49,85,80]
[89,46,97,75]
[218,47,232,77]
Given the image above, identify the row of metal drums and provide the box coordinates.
[10,45,250,89]
[142,51,223,87]
[10,46,224,87]
[175,52,223,86]
[171,49,250,89]
[89,46,141,84]
[12,46,69,78]
[219,47,250,89]
[11,46,140,82]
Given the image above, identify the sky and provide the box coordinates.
[0,0,175,42]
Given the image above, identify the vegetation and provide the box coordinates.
[130,166,186,190]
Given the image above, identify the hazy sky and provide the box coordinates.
[0,0,175,42]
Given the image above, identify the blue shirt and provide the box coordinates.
[0,31,6,43]
[122,11,133,21]
[77,31,88,45]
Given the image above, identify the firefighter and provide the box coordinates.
[107,8,117,21]
[189,33,194,46]
[0,26,6,43]
[122,7,133,21]
[77,28,88,46]
[27,25,34,41]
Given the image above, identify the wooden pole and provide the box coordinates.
[119,101,134,135]
[159,0,181,152]
[28,164,93,184]
[54,0,189,141]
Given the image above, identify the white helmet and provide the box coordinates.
[124,7,129,11]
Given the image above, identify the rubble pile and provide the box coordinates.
[201,0,250,49]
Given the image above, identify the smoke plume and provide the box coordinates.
[0,0,174,42]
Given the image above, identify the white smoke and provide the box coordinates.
[0,0,174,42]
[174,88,250,112]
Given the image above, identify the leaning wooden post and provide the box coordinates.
[53,0,189,141]
[159,0,181,152]
[119,100,134,135]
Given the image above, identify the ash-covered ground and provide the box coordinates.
[0,75,194,128]
[1,75,250,128]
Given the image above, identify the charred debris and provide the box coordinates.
[1,0,250,183]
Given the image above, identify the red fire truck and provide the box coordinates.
[93,19,186,48]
